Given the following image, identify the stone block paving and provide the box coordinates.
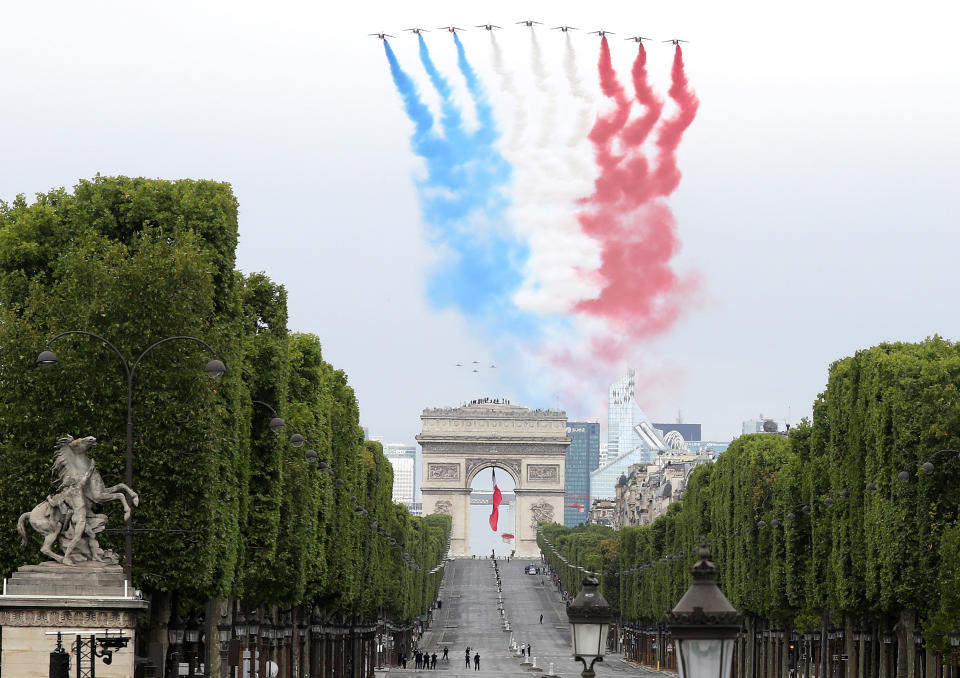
[386,558,657,678]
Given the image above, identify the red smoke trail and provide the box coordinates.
[623,44,663,147]
[573,43,698,364]
[584,37,634,208]
[652,46,700,197]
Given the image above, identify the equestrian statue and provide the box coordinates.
[17,435,139,565]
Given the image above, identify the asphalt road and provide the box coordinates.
[390,558,657,678]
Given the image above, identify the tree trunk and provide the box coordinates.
[896,610,915,678]
[149,590,172,674]
[822,618,830,678]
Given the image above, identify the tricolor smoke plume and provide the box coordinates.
[384,38,527,319]
[573,39,698,363]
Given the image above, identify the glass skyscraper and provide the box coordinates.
[564,422,600,527]
[607,370,636,461]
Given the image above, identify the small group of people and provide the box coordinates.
[465,647,481,670]
[402,647,448,670]
[519,642,533,657]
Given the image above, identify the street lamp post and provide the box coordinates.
[37,331,225,583]
[167,608,186,678]
[566,576,613,678]
[184,610,202,677]
[666,541,741,678]
[217,612,232,678]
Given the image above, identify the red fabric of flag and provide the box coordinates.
[489,483,502,531]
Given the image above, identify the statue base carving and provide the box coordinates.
[0,562,148,678]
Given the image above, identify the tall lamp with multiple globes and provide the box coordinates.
[566,575,613,678]
[666,540,742,678]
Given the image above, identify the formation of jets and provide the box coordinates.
[455,361,497,373]
[370,22,688,45]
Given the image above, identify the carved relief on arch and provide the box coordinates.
[427,463,460,480]
[527,464,559,481]
[529,501,555,527]
[433,500,453,515]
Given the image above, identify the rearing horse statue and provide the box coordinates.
[17,435,139,565]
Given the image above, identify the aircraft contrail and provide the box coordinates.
[652,45,701,198]
[572,38,699,364]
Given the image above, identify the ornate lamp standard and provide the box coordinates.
[566,575,613,678]
[217,612,232,678]
[184,611,202,677]
[167,608,186,678]
[666,541,741,678]
[37,331,225,583]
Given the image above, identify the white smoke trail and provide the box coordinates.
[529,29,557,149]
[564,33,595,147]
[490,32,526,148]
[509,29,601,316]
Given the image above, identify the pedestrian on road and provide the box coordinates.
[528,643,532,656]
[474,652,481,670]
[521,643,526,657]
[402,654,407,669]
[431,653,437,669]
[437,599,442,610]
[465,649,471,668]
[539,614,543,624]
[443,647,448,661]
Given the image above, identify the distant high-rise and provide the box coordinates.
[653,423,702,442]
[564,422,600,527]
[607,370,637,461]
[382,443,417,505]
[742,416,781,435]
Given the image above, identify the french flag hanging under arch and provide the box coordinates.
[489,468,502,532]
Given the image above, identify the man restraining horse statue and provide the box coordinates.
[17,435,139,565]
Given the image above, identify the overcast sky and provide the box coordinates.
[3,0,959,447]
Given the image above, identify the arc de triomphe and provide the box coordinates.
[416,400,569,558]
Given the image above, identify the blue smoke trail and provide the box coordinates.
[384,37,530,323]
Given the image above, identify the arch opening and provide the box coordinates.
[469,465,516,557]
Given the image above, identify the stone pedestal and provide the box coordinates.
[0,562,148,678]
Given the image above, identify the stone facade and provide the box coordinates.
[613,452,713,529]
[0,562,148,678]
[417,400,569,557]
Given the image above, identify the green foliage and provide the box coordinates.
[539,338,960,649]
[0,176,450,626]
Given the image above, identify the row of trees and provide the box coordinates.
[538,338,960,670]
[0,177,449,651]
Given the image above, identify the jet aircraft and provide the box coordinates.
[663,38,689,45]
[552,25,577,32]
[516,19,542,27]
[405,27,429,34]
[476,24,502,30]
[589,29,615,37]
[369,32,395,39]
[438,25,466,33]
[625,35,651,43]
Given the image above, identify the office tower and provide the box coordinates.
[564,422,600,527]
